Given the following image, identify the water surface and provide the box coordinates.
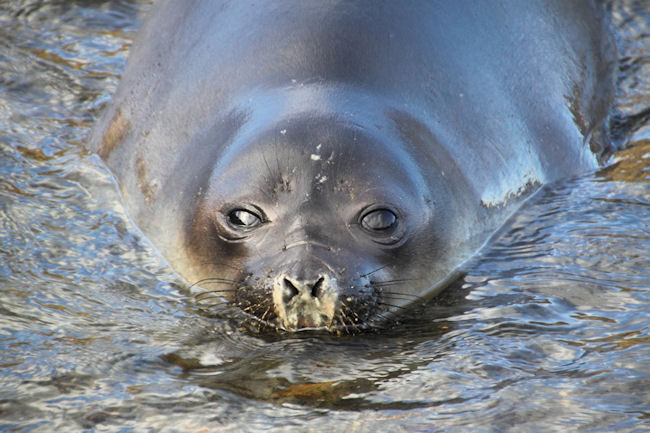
[1,1,649,432]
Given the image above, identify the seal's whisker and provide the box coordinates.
[197,261,245,272]
[379,294,423,303]
[360,265,388,278]
[378,291,422,299]
[238,306,276,330]
[335,317,347,334]
[380,297,421,305]
[194,278,238,285]
[372,312,400,329]
[374,312,393,322]
[262,153,273,178]
[371,277,421,285]
[195,287,238,293]
[197,302,230,308]
[259,305,272,323]
[377,302,411,311]
[261,153,283,191]
[195,298,232,307]
[189,278,237,291]
[274,141,283,179]
[373,282,419,289]
[195,290,236,300]
[195,294,224,302]
[339,315,358,334]
[255,185,275,202]
[240,305,258,314]
[194,291,235,300]
[338,303,364,332]
[338,304,355,326]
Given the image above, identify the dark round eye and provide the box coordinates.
[228,209,262,229]
[360,208,397,232]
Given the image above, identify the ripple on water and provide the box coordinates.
[1,0,650,432]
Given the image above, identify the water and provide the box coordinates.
[1,1,648,432]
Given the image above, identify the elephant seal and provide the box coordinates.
[89,0,615,332]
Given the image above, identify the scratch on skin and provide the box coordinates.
[136,155,158,205]
[98,108,130,160]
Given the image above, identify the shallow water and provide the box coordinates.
[1,1,649,432]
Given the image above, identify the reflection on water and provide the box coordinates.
[1,0,649,432]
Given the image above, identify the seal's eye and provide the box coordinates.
[228,209,262,229]
[360,208,397,232]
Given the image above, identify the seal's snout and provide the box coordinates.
[273,273,338,331]
[281,276,325,303]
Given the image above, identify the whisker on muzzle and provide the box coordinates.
[195,289,237,300]
[198,261,246,272]
[371,278,421,286]
[376,302,412,311]
[360,265,389,278]
[378,290,422,299]
[189,278,238,294]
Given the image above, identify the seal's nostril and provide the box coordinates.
[273,274,337,331]
[283,277,299,303]
[311,277,325,299]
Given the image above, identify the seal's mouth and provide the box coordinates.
[226,280,380,334]
[193,269,392,334]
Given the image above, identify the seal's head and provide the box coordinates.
[187,114,459,332]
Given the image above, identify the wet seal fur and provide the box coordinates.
[90,0,616,332]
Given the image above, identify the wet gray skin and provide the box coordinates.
[89,0,616,332]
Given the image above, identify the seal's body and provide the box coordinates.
[90,0,615,331]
